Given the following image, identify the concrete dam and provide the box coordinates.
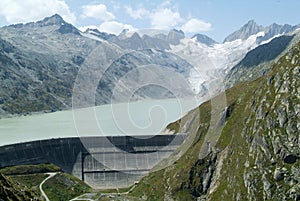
[0,134,186,188]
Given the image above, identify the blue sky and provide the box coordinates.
[0,0,300,42]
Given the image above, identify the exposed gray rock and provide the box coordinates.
[256,104,264,119]
[279,80,290,93]
[274,73,283,92]
[274,168,284,181]
[266,116,277,129]
[277,106,288,127]
[293,66,300,76]
[286,121,298,143]
[262,174,272,198]
[291,55,299,65]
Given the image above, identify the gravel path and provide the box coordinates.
[39,173,57,201]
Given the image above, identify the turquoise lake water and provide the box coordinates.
[0,98,200,146]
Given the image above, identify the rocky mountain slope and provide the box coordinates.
[0,14,99,115]
[127,33,300,201]
[225,31,300,88]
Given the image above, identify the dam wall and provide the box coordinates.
[0,134,185,188]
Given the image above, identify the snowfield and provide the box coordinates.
[170,32,267,94]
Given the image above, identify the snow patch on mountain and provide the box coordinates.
[78,25,291,96]
[80,32,105,42]
[169,32,266,94]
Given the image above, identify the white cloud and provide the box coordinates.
[125,6,150,19]
[98,21,136,35]
[0,0,76,24]
[150,8,182,30]
[181,18,212,33]
[81,4,115,21]
[122,2,213,33]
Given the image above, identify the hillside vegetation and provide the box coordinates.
[0,164,92,201]
[128,40,300,201]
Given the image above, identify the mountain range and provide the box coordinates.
[0,14,192,116]
[1,14,299,116]
[224,19,300,43]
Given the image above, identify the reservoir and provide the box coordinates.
[0,98,200,146]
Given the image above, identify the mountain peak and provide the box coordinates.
[49,13,64,20]
[167,29,185,45]
[6,14,80,35]
[119,29,130,36]
[224,20,264,43]
[39,14,65,26]
[224,19,298,44]
[170,29,185,35]
[245,19,257,26]
[192,33,217,46]
[36,14,80,35]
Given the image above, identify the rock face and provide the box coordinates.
[130,35,300,201]
[188,153,218,196]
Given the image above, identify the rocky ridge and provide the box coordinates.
[224,20,299,43]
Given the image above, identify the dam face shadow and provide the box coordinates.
[0,134,186,188]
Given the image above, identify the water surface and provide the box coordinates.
[0,98,200,146]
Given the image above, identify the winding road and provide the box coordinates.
[39,172,57,201]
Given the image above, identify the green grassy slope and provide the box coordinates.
[43,172,91,201]
[0,163,92,201]
[128,41,300,201]
[0,173,42,201]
